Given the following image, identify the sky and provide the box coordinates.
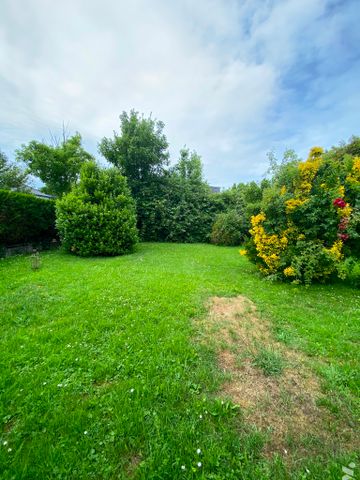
[1,0,359,188]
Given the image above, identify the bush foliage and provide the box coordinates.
[245,139,360,284]
[56,162,138,257]
[211,210,246,246]
[0,189,56,247]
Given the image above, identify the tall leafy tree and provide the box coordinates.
[171,148,203,184]
[16,133,93,197]
[99,110,169,196]
[99,110,170,238]
[163,149,220,243]
[0,150,28,190]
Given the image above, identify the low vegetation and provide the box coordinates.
[0,189,56,249]
[0,244,358,479]
[245,139,360,285]
[56,162,138,256]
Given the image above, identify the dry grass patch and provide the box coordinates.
[202,295,357,460]
[124,452,142,478]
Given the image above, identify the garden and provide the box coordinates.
[0,113,359,479]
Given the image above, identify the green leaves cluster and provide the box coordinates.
[0,189,56,247]
[211,210,246,246]
[56,162,138,257]
[17,133,93,197]
[99,112,222,243]
[246,138,360,284]
[0,150,28,191]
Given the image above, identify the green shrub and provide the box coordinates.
[0,189,56,247]
[56,162,138,257]
[342,257,360,288]
[246,143,360,284]
[211,210,246,246]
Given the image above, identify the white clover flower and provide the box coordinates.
[7,448,12,452]
[57,383,63,388]
[181,465,186,470]
[130,388,134,393]
[199,414,203,419]
[197,462,202,468]
[196,448,201,455]
[84,431,88,435]
[3,440,8,446]
[43,382,47,386]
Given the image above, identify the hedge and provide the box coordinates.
[0,189,56,247]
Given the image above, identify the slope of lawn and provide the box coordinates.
[0,243,359,479]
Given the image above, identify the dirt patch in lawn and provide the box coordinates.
[124,452,142,478]
[202,295,358,461]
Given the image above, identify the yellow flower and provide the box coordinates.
[296,147,323,195]
[284,266,296,277]
[285,198,306,213]
[280,185,287,195]
[239,249,247,256]
[308,146,324,158]
[346,157,360,185]
[324,240,343,262]
[338,185,345,197]
[342,204,352,218]
[249,212,289,274]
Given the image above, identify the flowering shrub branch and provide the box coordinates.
[244,144,360,284]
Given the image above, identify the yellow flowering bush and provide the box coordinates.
[346,157,360,185]
[245,141,360,284]
[249,213,288,273]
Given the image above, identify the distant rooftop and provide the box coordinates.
[210,186,221,193]
[28,188,55,199]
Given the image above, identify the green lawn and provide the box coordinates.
[0,243,359,479]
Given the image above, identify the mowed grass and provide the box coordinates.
[0,243,359,479]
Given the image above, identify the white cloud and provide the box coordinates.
[0,0,358,187]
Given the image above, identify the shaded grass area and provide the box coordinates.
[0,243,359,479]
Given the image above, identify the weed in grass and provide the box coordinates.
[252,348,285,376]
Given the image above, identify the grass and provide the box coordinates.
[252,348,285,376]
[0,243,359,479]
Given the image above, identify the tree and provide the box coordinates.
[98,110,169,196]
[163,149,220,243]
[56,162,138,257]
[99,110,170,238]
[16,133,93,197]
[0,150,28,190]
[171,147,203,184]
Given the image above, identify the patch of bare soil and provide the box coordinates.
[124,453,142,478]
[202,295,358,460]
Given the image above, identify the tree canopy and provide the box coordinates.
[16,133,93,197]
[99,110,169,196]
[0,150,28,191]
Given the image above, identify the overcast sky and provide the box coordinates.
[1,0,359,187]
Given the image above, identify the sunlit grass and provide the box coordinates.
[0,243,358,479]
